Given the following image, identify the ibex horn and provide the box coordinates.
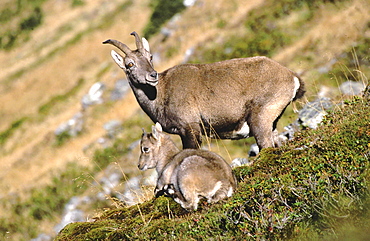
[130,31,144,52]
[102,39,132,55]
[142,128,147,136]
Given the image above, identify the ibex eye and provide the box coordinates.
[127,62,134,68]
[142,147,150,153]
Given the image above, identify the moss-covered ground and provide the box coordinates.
[56,92,370,240]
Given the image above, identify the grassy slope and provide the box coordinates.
[56,94,370,240]
[0,0,369,239]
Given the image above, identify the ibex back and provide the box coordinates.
[103,32,305,150]
[139,123,237,211]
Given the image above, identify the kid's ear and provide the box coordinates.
[152,122,163,140]
[110,50,125,69]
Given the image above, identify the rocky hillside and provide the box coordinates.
[0,0,369,240]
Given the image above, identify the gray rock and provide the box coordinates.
[53,196,91,233]
[248,143,259,157]
[231,158,252,168]
[298,97,333,129]
[81,82,105,109]
[110,79,130,101]
[340,81,366,96]
[103,120,122,138]
[55,112,84,137]
[183,0,197,7]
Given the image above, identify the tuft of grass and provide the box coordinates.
[142,0,186,39]
[55,91,370,240]
[0,117,28,146]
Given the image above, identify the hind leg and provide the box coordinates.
[250,104,287,149]
[250,118,274,149]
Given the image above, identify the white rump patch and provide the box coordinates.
[209,181,222,198]
[233,122,250,138]
[292,76,301,100]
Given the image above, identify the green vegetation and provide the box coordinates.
[91,112,153,171]
[0,162,92,241]
[4,0,133,86]
[1,0,368,240]
[189,0,349,63]
[56,92,370,240]
[143,0,186,39]
[0,0,47,50]
[39,78,85,115]
[71,0,85,7]
[0,117,28,146]
[321,37,370,86]
[0,111,153,240]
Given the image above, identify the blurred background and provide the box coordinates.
[0,0,368,240]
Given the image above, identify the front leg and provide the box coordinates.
[181,123,202,149]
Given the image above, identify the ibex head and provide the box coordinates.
[138,123,163,171]
[103,32,158,86]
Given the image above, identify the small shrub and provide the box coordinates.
[143,0,186,39]
[71,0,85,7]
[20,7,43,31]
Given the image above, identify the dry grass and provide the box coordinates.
[0,0,369,219]
[0,0,152,196]
[274,0,370,70]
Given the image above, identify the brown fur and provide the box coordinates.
[139,123,237,211]
[103,32,305,150]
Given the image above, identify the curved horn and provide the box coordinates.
[130,31,144,52]
[102,39,132,55]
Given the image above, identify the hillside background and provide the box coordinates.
[0,0,369,240]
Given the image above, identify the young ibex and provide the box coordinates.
[103,32,305,150]
[139,123,237,211]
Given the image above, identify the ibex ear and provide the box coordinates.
[142,37,150,53]
[152,122,163,140]
[141,128,147,137]
[110,50,125,69]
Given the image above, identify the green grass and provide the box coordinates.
[0,117,28,146]
[91,111,153,171]
[0,110,153,240]
[0,0,48,50]
[0,162,92,241]
[142,0,186,39]
[39,78,85,115]
[3,0,133,86]
[188,0,350,64]
[55,91,370,240]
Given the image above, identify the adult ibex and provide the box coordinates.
[139,123,237,211]
[103,32,305,150]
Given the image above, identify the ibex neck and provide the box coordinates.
[156,136,180,174]
[128,81,162,123]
